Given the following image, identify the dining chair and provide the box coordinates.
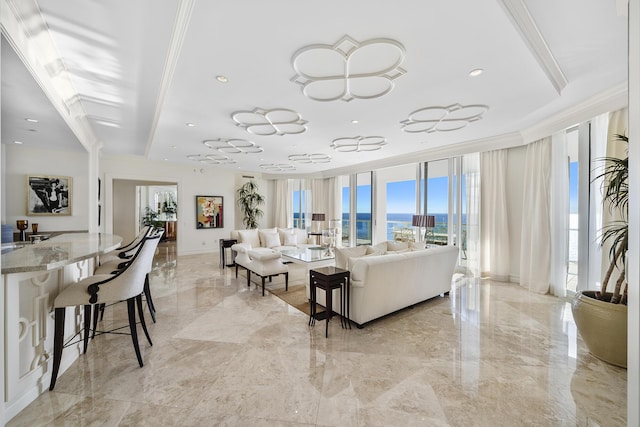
[49,232,162,390]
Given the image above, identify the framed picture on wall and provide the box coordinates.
[27,175,72,215]
[196,195,223,229]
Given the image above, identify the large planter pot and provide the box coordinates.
[571,291,627,368]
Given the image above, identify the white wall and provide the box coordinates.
[2,144,89,234]
[112,179,139,244]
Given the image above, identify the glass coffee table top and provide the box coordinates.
[281,247,335,263]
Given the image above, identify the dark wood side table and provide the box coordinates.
[309,266,351,337]
[219,239,237,268]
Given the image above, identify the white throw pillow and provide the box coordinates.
[259,230,281,248]
[277,228,295,245]
[386,240,409,251]
[238,229,260,248]
[409,241,426,250]
[283,232,297,246]
[335,246,367,269]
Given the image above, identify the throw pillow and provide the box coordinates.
[277,228,295,245]
[373,242,388,254]
[335,246,367,269]
[365,246,383,256]
[386,240,409,251]
[386,248,410,254]
[259,230,281,248]
[238,229,260,248]
[283,232,297,246]
[409,241,426,250]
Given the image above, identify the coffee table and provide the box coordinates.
[280,247,335,268]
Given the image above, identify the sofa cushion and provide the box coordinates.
[373,242,388,254]
[259,230,281,248]
[409,241,427,250]
[335,245,367,269]
[283,232,297,246]
[238,229,260,247]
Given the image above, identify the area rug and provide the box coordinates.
[269,284,311,316]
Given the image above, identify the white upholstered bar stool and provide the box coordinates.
[98,225,152,266]
[49,233,162,390]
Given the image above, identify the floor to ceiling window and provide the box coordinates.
[567,128,579,292]
[356,172,373,245]
[425,159,450,245]
[292,180,309,229]
[341,176,350,246]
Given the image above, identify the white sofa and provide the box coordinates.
[307,241,459,327]
[230,228,314,252]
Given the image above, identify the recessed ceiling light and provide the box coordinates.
[351,120,359,124]
[14,140,23,144]
[469,68,484,77]
[186,122,195,127]
[25,118,39,123]
[216,75,228,83]
[163,158,168,161]
[172,146,177,149]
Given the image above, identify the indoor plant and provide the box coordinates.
[571,134,628,368]
[236,180,265,229]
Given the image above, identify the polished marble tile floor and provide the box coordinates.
[9,244,627,426]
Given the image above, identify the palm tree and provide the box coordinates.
[236,181,265,229]
[594,134,628,304]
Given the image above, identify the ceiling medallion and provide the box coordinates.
[186,154,237,165]
[288,153,331,164]
[202,138,263,154]
[260,163,297,172]
[330,136,387,152]
[291,35,406,102]
[232,108,308,136]
[401,104,489,133]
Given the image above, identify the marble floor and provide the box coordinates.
[8,243,627,426]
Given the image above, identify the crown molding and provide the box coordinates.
[144,0,195,157]
[1,0,99,151]
[498,0,568,94]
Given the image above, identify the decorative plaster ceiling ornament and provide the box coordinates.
[330,136,387,152]
[288,153,331,164]
[186,154,237,165]
[401,104,489,133]
[260,163,297,172]
[232,108,308,136]
[291,35,406,102]
[202,138,263,154]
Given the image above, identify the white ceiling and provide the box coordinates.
[1,0,628,176]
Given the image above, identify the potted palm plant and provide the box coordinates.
[236,180,265,229]
[571,134,628,368]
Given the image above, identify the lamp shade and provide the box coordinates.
[412,214,427,227]
[426,215,436,228]
[311,213,325,221]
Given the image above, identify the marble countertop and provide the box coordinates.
[1,233,122,274]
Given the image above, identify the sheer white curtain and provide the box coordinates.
[310,177,341,231]
[549,132,569,297]
[520,137,552,294]
[601,108,628,291]
[274,179,292,228]
[589,113,609,291]
[464,152,481,277]
[480,149,510,281]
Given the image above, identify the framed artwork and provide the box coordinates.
[27,175,72,215]
[196,195,223,229]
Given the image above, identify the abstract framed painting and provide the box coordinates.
[27,175,72,215]
[196,195,223,229]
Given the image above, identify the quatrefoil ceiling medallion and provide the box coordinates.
[288,153,331,164]
[202,138,263,154]
[186,154,237,165]
[401,104,489,133]
[330,136,387,152]
[260,163,297,172]
[232,108,308,136]
[291,35,407,102]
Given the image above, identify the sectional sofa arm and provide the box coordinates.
[247,249,282,261]
[231,243,251,253]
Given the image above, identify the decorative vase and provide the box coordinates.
[571,290,627,368]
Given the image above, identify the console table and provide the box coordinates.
[309,266,351,337]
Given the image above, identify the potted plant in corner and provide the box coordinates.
[236,180,265,229]
[571,134,628,368]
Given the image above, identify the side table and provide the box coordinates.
[309,266,351,337]
[219,239,237,268]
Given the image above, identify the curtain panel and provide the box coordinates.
[480,149,510,281]
[520,138,552,294]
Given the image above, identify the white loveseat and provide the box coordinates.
[307,241,459,327]
[230,228,314,252]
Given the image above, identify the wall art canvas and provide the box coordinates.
[196,195,223,229]
[27,175,72,215]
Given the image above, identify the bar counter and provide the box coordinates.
[1,233,122,274]
[1,233,122,425]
